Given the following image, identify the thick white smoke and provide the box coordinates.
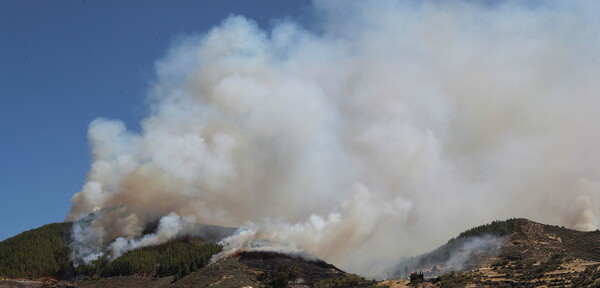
[68,0,600,275]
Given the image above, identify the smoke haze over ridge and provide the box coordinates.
[67,0,600,275]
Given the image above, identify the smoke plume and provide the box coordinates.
[391,234,508,279]
[68,0,600,275]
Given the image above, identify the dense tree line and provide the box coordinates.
[432,218,517,262]
[0,222,72,278]
[75,238,221,281]
[455,218,517,239]
[0,222,222,281]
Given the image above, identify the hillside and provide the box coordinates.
[0,222,379,288]
[72,251,376,288]
[74,238,221,279]
[0,222,72,278]
[3,218,600,287]
[0,223,224,282]
[392,219,515,278]
[391,218,600,287]
[171,251,376,288]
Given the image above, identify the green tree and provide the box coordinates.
[0,222,72,279]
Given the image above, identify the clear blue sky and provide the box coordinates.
[0,0,310,241]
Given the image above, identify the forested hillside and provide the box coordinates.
[0,223,222,281]
[75,238,221,281]
[0,222,72,278]
[392,218,519,278]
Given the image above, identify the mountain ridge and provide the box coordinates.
[2,218,600,287]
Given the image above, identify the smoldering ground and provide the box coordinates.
[67,0,600,276]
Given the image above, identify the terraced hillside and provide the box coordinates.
[392,218,600,287]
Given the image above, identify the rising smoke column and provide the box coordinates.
[68,0,600,275]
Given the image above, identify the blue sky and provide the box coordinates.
[0,0,310,241]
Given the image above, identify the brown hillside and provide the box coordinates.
[392,218,600,287]
[172,251,374,288]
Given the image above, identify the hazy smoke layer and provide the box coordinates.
[68,0,600,275]
[392,234,507,279]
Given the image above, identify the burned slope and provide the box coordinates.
[172,251,375,288]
